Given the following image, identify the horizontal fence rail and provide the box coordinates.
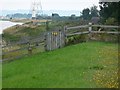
[66,25,89,30]
[92,25,120,28]
[65,23,120,36]
[2,54,28,62]
[66,31,89,36]
[91,31,120,34]
[2,46,28,55]
[2,36,45,62]
[2,33,45,48]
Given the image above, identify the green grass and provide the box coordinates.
[0,63,2,89]
[2,41,118,88]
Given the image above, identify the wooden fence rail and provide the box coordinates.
[91,31,120,34]
[65,23,120,37]
[66,25,89,30]
[2,36,45,57]
[92,25,120,28]
[2,54,28,62]
[66,31,89,36]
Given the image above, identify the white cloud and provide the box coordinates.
[1,0,99,10]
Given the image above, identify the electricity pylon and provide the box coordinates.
[31,0,43,19]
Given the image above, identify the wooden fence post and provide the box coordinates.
[44,33,47,51]
[28,42,32,55]
[88,23,92,40]
[60,29,65,48]
[89,23,92,32]
[64,26,67,45]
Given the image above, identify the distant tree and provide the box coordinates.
[52,13,60,21]
[99,2,120,23]
[81,8,91,20]
[69,14,76,20]
[90,5,99,17]
[52,13,60,18]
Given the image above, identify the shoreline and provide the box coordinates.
[0,20,23,34]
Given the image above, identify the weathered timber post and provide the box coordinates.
[28,42,32,55]
[89,23,92,32]
[88,23,92,40]
[2,47,4,60]
[46,20,49,31]
[60,29,65,48]
[59,30,62,47]
[64,26,67,45]
[44,33,47,51]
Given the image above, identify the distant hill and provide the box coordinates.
[6,13,32,19]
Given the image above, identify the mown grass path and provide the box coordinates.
[2,42,118,88]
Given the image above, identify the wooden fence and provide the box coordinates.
[1,23,120,62]
[1,30,65,62]
[64,23,120,37]
[1,34,45,62]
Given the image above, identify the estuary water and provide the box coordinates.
[0,20,23,34]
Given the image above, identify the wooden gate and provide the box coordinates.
[45,30,65,51]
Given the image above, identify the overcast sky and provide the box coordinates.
[1,0,99,10]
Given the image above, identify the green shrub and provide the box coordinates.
[105,18,117,25]
[66,34,87,45]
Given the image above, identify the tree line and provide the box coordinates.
[80,2,119,24]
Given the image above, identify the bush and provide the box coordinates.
[105,18,117,25]
[66,34,87,45]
